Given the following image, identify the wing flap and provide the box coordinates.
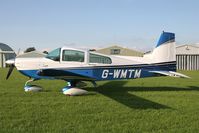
[149,71,190,78]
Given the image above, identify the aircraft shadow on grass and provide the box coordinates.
[86,81,199,110]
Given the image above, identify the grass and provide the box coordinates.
[0,68,199,133]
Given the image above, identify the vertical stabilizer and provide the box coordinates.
[144,31,176,63]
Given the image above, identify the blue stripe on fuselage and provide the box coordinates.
[19,62,176,81]
[19,70,54,80]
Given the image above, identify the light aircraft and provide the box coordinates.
[6,31,190,96]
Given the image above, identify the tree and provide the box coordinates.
[24,47,36,53]
[43,51,48,54]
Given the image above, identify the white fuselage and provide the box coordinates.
[15,42,175,71]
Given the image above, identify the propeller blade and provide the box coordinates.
[6,65,14,80]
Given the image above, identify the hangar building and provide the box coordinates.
[96,45,144,57]
[0,43,16,68]
[176,44,199,70]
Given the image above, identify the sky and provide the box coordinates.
[0,0,199,52]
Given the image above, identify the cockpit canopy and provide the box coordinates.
[46,47,112,64]
[62,50,84,62]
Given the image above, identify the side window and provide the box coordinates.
[46,48,61,61]
[89,53,112,64]
[62,50,84,62]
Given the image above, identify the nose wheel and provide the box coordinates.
[24,79,43,92]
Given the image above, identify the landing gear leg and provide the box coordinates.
[24,79,42,92]
[62,81,88,96]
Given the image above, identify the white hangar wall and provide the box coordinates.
[176,44,199,70]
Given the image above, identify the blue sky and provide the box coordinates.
[0,0,199,51]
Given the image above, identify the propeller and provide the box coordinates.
[6,64,15,79]
[5,59,15,80]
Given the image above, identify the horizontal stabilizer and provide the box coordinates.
[149,71,190,78]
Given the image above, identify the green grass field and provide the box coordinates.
[0,68,199,133]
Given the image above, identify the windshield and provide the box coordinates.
[46,48,61,61]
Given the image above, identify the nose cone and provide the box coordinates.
[6,59,15,65]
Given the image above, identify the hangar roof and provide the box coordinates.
[176,44,199,55]
[0,43,15,51]
[0,43,16,61]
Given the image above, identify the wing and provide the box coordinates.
[149,71,190,78]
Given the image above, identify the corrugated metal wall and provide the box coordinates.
[0,53,3,67]
[176,55,199,70]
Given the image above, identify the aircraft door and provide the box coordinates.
[60,49,86,66]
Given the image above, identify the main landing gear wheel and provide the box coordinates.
[62,81,88,96]
[24,79,43,92]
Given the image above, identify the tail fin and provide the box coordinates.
[156,31,175,47]
[145,32,190,78]
[144,31,176,63]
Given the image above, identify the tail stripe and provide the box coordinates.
[156,31,175,47]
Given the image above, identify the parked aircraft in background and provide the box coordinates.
[6,31,189,96]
